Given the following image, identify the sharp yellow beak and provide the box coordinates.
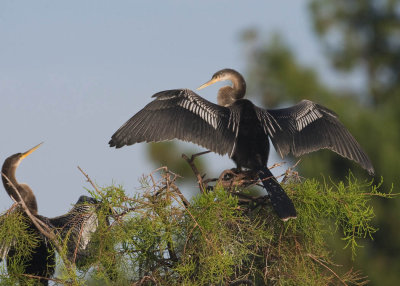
[21,142,43,160]
[197,78,220,90]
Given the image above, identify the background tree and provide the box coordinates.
[241,0,400,284]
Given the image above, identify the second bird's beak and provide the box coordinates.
[21,142,43,160]
[197,77,220,90]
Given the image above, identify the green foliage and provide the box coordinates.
[0,207,45,285]
[310,0,400,104]
[2,168,392,285]
[175,187,272,285]
[242,3,400,283]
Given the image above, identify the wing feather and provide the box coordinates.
[256,100,374,175]
[109,89,236,156]
[49,196,100,262]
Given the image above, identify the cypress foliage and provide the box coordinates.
[0,167,395,285]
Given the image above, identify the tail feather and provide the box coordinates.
[257,167,297,221]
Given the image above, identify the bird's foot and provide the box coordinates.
[218,169,259,190]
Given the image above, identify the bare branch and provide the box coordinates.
[182,151,210,192]
[20,273,70,285]
[77,166,102,196]
[307,253,348,286]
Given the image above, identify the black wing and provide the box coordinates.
[256,100,374,175]
[109,89,236,156]
[49,196,100,263]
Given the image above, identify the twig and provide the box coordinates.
[269,162,286,169]
[264,237,273,281]
[77,166,102,196]
[170,192,220,255]
[2,173,57,242]
[147,170,180,263]
[77,166,118,217]
[307,253,348,286]
[170,184,190,207]
[132,275,157,285]
[20,273,69,285]
[281,159,302,183]
[182,151,210,193]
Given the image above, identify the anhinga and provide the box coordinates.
[0,143,101,285]
[109,68,374,220]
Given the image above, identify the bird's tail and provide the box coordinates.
[257,167,297,221]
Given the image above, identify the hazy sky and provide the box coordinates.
[1,1,338,217]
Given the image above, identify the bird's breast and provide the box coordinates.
[230,100,270,170]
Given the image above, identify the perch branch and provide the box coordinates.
[182,151,210,193]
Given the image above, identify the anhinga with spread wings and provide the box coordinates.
[0,143,101,285]
[109,69,374,220]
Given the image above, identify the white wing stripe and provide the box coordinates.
[177,98,218,130]
[296,108,322,131]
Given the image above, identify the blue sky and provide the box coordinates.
[0,1,343,217]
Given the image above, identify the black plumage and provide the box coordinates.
[109,68,374,220]
[0,144,101,285]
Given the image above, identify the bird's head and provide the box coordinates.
[197,68,244,90]
[3,143,43,172]
[197,69,246,106]
[2,143,43,214]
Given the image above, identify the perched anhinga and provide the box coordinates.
[0,143,101,285]
[109,69,374,220]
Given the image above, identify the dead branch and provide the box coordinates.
[77,166,119,218]
[307,253,348,286]
[131,275,157,285]
[182,151,210,192]
[170,184,190,207]
[20,273,70,285]
[2,173,57,242]
[281,159,302,184]
[77,166,102,196]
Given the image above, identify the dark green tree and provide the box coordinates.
[310,0,400,105]
[241,1,400,284]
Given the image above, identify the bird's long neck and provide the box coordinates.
[217,76,246,106]
[217,72,247,106]
[2,162,19,197]
[229,73,246,100]
[2,161,38,215]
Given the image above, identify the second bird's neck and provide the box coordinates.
[2,164,39,215]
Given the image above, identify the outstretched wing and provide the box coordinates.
[49,196,100,263]
[109,89,236,156]
[256,100,374,175]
